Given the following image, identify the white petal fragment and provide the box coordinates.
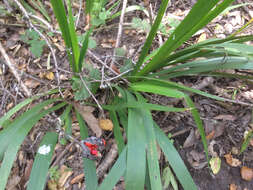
[38,144,51,155]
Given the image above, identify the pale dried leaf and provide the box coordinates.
[74,103,102,137]
[224,154,241,167]
[58,165,73,187]
[210,157,221,175]
[24,79,40,89]
[241,166,253,181]
[183,129,195,148]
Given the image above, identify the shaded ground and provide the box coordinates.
[0,0,253,189]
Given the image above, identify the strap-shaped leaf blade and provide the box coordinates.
[27,132,58,190]
[0,102,66,190]
[154,124,197,190]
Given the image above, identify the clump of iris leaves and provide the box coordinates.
[1,0,253,190]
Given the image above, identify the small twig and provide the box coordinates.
[75,0,83,27]
[29,14,61,34]
[0,41,31,97]
[12,0,63,97]
[78,73,103,111]
[3,0,13,12]
[92,68,133,83]
[111,0,128,67]
[97,142,118,179]
[87,50,129,84]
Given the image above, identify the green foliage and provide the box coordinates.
[131,17,151,33]
[49,166,60,181]
[2,0,253,189]
[27,132,58,190]
[72,65,100,100]
[20,29,46,58]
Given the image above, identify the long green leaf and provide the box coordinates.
[27,132,58,190]
[110,111,125,153]
[0,97,34,127]
[98,148,127,190]
[135,0,220,76]
[67,0,80,72]
[50,0,74,71]
[129,77,227,102]
[0,99,62,159]
[103,101,188,112]
[141,109,162,190]
[75,109,98,190]
[125,95,147,189]
[0,102,66,190]
[132,0,170,74]
[78,28,92,71]
[155,124,197,190]
[130,82,209,165]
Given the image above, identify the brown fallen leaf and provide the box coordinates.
[229,183,237,190]
[70,173,84,184]
[224,154,241,167]
[24,79,40,89]
[74,103,102,137]
[99,119,114,131]
[206,130,215,140]
[241,166,253,181]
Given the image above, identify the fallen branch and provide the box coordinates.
[0,41,31,97]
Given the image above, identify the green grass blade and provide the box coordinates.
[98,148,127,190]
[83,158,98,190]
[0,102,66,190]
[85,0,94,15]
[61,105,72,136]
[126,107,147,190]
[129,77,227,102]
[30,0,51,21]
[135,0,220,76]
[109,111,125,153]
[104,101,188,112]
[132,0,170,75]
[154,124,197,190]
[50,0,74,71]
[67,0,80,72]
[130,81,209,164]
[75,110,89,139]
[184,95,208,162]
[130,82,185,99]
[0,97,35,127]
[141,109,162,190]
[27,132,58,190]
[78,28,92,71]
[75,109,98,189]
[0,89,58,127]
[0,99,62,159]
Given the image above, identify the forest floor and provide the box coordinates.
[0,0,253,190]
